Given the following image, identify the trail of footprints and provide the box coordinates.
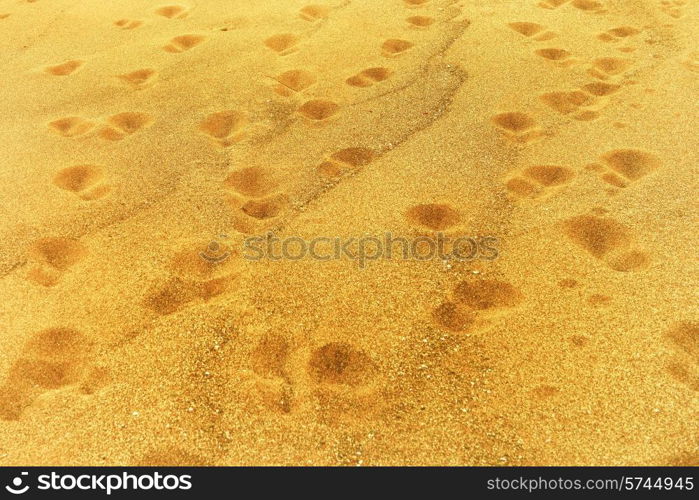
[664,322,699,391]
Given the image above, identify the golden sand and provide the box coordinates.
[0,0,697,465]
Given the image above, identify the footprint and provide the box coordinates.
[316,147,375,179]
[581,81,621,96]
[597,26,641,42]
[272,69,316,96]
[534,48,572,62]
[563,214,650,272]
[154,5,189,19]
[199,110,247,147]
[382,39,413,57]
[0,328,92,420]
[241,195,289,220]
[682,51,699,72]
[169,240,237,280]
[297,99,340,121]
[345,67,392,88]
[53,165,110,201]
[307,342,377,387]
[143,276,229,315]
[225,166,278,198]
[571,0,607,12]
[491,112,544,143]
[506,165,575,199]
[660,0,687,18]
[225,167,288,221]
[48,116,94,138]
[540,90,598,118]
[0,14,11,20]
[114,19,143,29]
[406,16,435,28]
[508,22,557,41]
[664,322,698,391]
[538,0,569,8]
[45,59,83,76]
[264,33,299,55]
[590,149,661,188]
[406,203,460,231]
[433,278,523,333]
[26,237,86,287]
[98,112,153,141]
[117,68,157,88]
[403,0,430,6]
[163,34,206,53]
[588,57,631,79]
[299,5,329,21]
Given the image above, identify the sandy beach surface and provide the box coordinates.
[0,0,697,465]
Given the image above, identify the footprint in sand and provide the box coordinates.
[563,214,651,272]
[570,0,607,12]
[297,99,340,121]
[0,328,93,420]
[163,34,206,53]
[597,26,641,43]
[299,5,329,22]
[539,90,603,121]
[249,334,294,413]
[26,237,87,287]
[98,112,153,141]
[154,5,189,19]
[117,68,158,88]
[114,19,144,30]
[508,22,557,42]
[264,33,299,55]
[143,242,237,316]
[199,110,247,147]
[407,16,435,28]
[505,165,575,199]
[660,0,687,19]
[44,59,83,76]
[587,148,661,189]
[663,322,699,391]
[272,69,316,96]
[345,67,392,88]
[225,166,289,221]
[538,0,569,8]
[491,111,545,143]
[405,203,461,231]
[382,39,414,57]
[306,342,383,424]
[48,116,95,138]
[534,48,573,64]
[316,147,375,180]
[433,279,523,333]
[682,51,699,73]
[53,164,111,201]
[403,0,430,7]
[0,14,11,20]
[588,57,631,80]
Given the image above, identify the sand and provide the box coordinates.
[0,0,697,466]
